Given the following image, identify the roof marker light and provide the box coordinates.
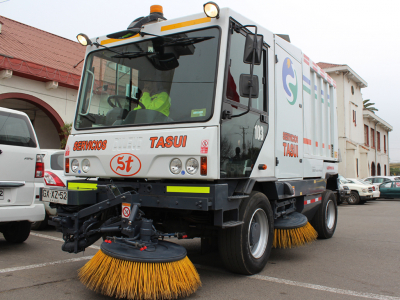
[203,2,220,19]
[76,33,92,46]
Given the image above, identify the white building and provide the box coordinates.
[0,16,84,149]
[318,63,392,178]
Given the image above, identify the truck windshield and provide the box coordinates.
[75,27,220,129]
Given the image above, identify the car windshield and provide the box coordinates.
[338,175,349,184]
[50,153,64,170]
[75,27,220,129]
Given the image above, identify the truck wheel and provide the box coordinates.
[311,190,337,239]
[219,191,274,275]
[347,191,360,205]
[3,221,31,243]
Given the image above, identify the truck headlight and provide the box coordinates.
[362,188,367,193]
[71,159,79,173]
[82,159,90,173]
[170,158,182,174]
[186,158,199,175]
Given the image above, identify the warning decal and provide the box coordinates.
[122,203,131,219]
[200,139,209,154]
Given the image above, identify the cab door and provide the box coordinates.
[220,21,270,179]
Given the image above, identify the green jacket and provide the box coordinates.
[134,92,171,117]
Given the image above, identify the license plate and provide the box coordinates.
[0,189,3,200]
[42,188,68,204]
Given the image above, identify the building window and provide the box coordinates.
[371,162,376,176]
[377,131,381,151]
[377,163,381,176]
[384,135,387,153]
[353,110,356,126]
[371,128,375,148]
[356,158,359,177]
[351,86,354,95]
[364,125,369,146]
[384,164,387,176]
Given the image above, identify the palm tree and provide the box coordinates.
[363,99,378,113]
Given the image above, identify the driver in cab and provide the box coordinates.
[134,80,171,117]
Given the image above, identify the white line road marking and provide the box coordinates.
[0,256,93,274]
[29,234,400,300]
[30,232,100,249]
[195,265,400,300]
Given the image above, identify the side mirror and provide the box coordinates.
[239,74,259,98]
[243,33,263,65]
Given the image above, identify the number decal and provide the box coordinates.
[254,125,264,141]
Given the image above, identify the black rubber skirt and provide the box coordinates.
[274,212,308,230]
[101,240,187,263]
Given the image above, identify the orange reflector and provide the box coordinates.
[201,157,207,176]
[150,5,163,13]
[258,164,267,170]
[65,158,70,173]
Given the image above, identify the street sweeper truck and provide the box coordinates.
[41,3,340,299]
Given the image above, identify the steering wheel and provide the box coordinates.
[107,95,146,109]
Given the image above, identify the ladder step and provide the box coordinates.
[222,221,244,228]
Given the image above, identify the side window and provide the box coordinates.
[381,182,392,188]
[226,25,266,111]
[394,182,400,188]
[0,112,36,147]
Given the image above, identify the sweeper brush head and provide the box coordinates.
[79,240,201,300]
[273,212,318,249]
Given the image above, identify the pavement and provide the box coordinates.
[1,198,400,300]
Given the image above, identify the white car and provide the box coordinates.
[338,175,374,205]
[0,107,45,242]
[347,178,380,199]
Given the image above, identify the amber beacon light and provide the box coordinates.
[203,2,220,18]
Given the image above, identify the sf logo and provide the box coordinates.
[110,153,142,176]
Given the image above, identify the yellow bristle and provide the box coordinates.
[273,222,318,249]
[79,250,201,300]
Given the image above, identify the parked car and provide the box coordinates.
[338,175,373,205]
[347,178,380,199]
[364,176,400,185]
[31,149,65,230]
[0,107,45,242]
[378,181,400,199]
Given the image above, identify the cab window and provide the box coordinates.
[226,25,266,111]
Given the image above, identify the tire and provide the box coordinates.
[31,213,48,230]
[3,221,31,243]
[311,190,337,239]
[347,191,360,205]
[218,191,274,275]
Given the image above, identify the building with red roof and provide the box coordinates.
[0,15,85,148]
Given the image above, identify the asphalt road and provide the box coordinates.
[1,199,400,300]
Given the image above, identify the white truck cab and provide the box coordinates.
[0,107,45,242]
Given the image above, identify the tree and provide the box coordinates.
[363,99,378,113]
[59,123,72,149]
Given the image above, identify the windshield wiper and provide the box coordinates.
[112,51,153,59]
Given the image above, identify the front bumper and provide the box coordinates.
[0,203,45,222]
[360,194,373,201]
[40,180,241,227]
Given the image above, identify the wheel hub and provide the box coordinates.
[250,222,261,245]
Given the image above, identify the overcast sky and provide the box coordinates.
[1,0,400,161]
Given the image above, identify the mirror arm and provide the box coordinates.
[231,25,258,119]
